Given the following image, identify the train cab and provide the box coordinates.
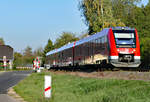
[108,27,141,67]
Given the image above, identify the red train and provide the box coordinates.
[46,27,141,68]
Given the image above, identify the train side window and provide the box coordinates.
[90,41,92,55]
[100,37,102,49]
[104,36,107,49]
[97,38,100,52]
[98,38,100,44]
[58,53,60,58]
[75,46,78,56]
[96,39,99,53]
[83,43,86,56]
[102,36,104,43]
[76,46,78,56]
[95,39,97,53]
[105,36,107,42]
[91,40,94,55]
[79,45,82,56]
[62,52,63,58]
[69,48,72,57]
[92,40,94,55]
[102,36,105,50]
[81,44,84,56]
[85,43,88,56]
[88,42,90,56]
[78,46,80,56]
[87,42,89,56]
[89,41,91,56]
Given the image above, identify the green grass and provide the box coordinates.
[14,72,150,102]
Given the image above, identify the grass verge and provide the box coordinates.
[14,72,150,102]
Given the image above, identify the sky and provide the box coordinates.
[0,0,148,52]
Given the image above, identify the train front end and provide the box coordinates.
[109,27,141,67]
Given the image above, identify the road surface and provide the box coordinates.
[0,70,32,102]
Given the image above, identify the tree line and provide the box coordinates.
[1,0,150,67]
[0,32,79,67]
[43,0,150,66]
[13,32,79,67]
[79,0,150,66]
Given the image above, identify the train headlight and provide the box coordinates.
[133,49,136,52]
[122,27,125,30]
[117,49,120,52]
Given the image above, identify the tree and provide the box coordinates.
[141,1,150,38]
[43,39,53,55]
[42,39,54,66]
[79,32,89,39]
[111,0,141,24]
[54,32,79,48]
[23,46,33,65]
[0,38,5,45]
[79,0,125,34]
[13,47,34,67]
[33,47,43,57]
[140,37,150,65]
[23,46,33,57]
[42,33,78,66]
[137,1,150,65]
[13,52,23,67]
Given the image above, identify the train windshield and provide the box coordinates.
[113,30,136,48]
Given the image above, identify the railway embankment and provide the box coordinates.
[13,70,150,102]
[50,70,150,81]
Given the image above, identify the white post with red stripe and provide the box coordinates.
[45,75,52,98]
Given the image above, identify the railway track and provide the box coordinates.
[47,62,150,81]
[48,64,150,72]
[48,68,150,81]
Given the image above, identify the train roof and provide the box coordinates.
[111,27,135,30]
[75,28,109,45]
[46,28,110,56]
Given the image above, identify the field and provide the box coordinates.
[14,71,150,102]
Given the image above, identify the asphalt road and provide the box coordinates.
[0,70,32,102]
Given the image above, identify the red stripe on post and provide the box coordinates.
[45,86,51,92]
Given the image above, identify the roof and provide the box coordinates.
[0,45,14,61]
